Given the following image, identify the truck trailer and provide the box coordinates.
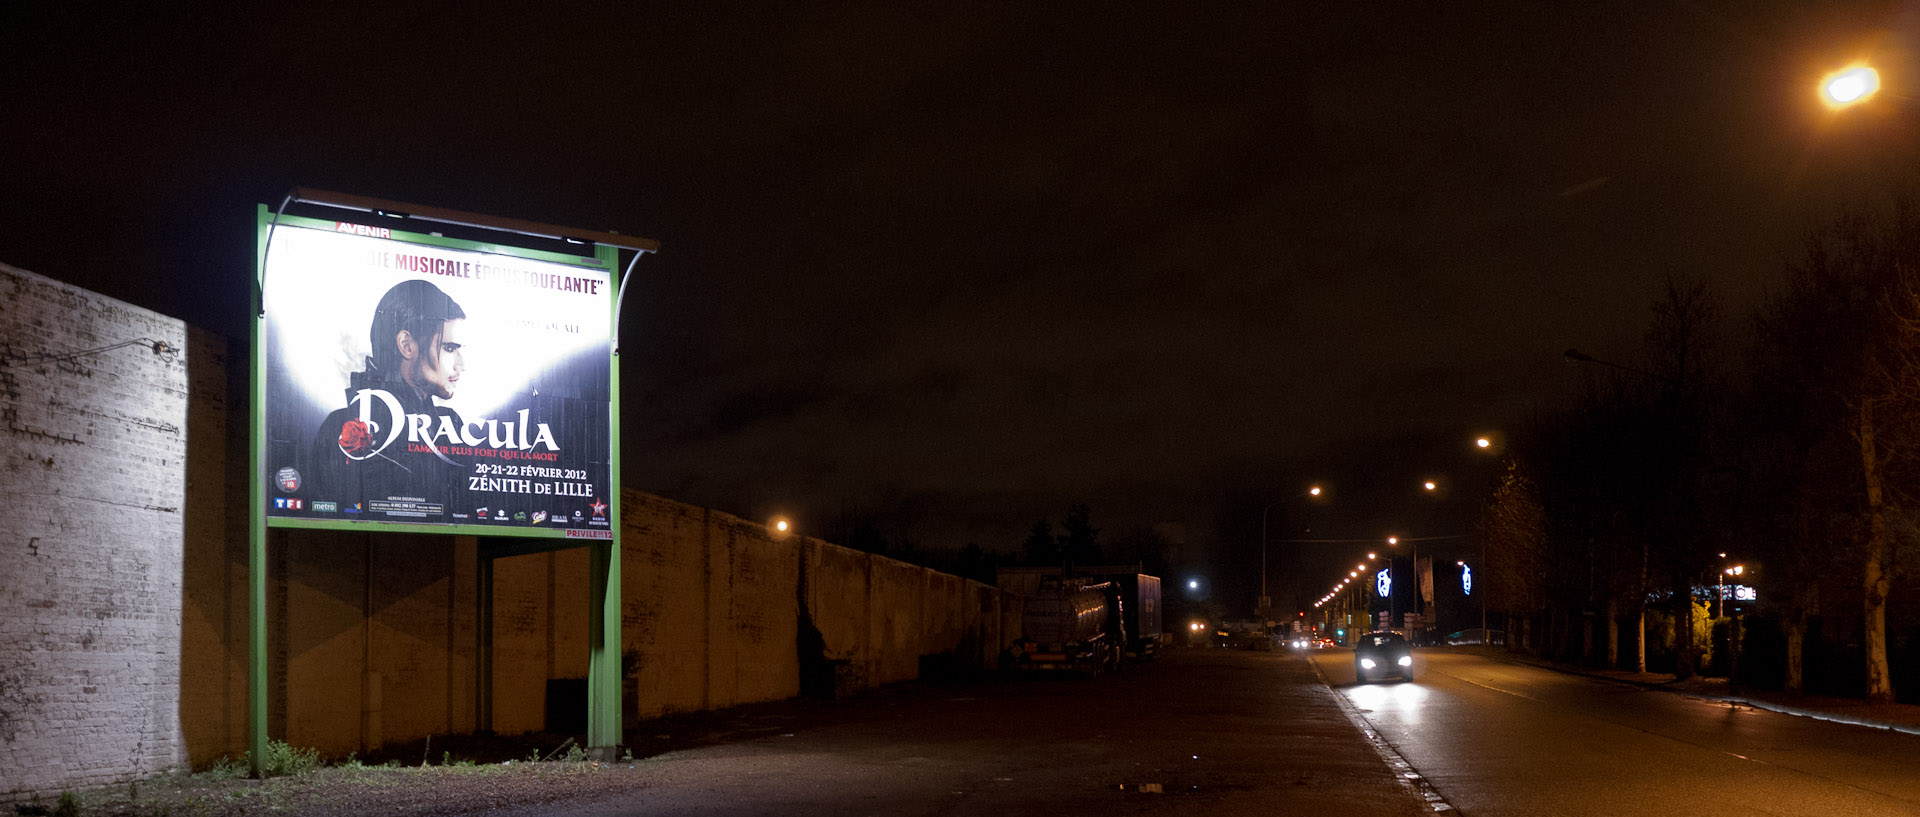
[998,565,1164,670]
[1008,580,1125,673]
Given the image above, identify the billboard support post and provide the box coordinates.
[587,538,620,759]
[250,193,652,775]
[588,240,623,759]
[249,206,271,777]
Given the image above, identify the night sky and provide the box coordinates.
[5,3,1918,612]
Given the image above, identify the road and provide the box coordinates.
[545,647,1431,816]
[1313,647,1920,817]
[524,647,1920,816]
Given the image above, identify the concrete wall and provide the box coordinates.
[0,263,1026,803]
[269,531,480,757]
[0,263,191,803]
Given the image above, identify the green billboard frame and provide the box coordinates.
[250,190,654,772]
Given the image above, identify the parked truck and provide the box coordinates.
[998,565,1164,671]
[1008,579,1125,673]
[1104,572,1162,660]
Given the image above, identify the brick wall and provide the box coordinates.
[0,263,190,804]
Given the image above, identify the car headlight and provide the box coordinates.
[1360,658,1377,669]
[1397,655,1413,667]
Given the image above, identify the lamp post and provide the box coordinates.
[1385,536,1404,634]
[1565,347,1671,672]
[1261,486,1323,617]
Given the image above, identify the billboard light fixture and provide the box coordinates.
[260,188,660,350]
[286,187,658,252]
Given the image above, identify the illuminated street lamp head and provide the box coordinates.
[1387,536,1399,545]
[1309,486,1323,496]
[1476,437,1491,449]
[1368,552,1377,560]
[769,516,793,540]
[1423,481,1437,491]
[1822,65,1880,108]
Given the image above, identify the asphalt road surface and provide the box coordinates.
[1313,647,1920,817]
[539,647,1433,816]
[520,646,1920,816]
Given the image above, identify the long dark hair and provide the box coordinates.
[364,279,466,379]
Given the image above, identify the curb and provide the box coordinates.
[1305,653,1458,813]
[1453,646,1920,737]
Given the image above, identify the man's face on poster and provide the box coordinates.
[401,318,466,400]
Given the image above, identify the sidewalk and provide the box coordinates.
[1449,645,1920,736]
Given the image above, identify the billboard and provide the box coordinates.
[260,213,616,537]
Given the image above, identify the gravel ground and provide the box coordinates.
[21,694,877,817]
[37,760,656,817]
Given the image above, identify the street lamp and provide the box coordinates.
[1564,348,1674,384]
[1822,64,1881,109]
[1261,485,1324,616]
[1383,531,1420,637]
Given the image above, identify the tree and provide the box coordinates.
[950,543,1000,586]
[1061,503,1102,566]
[1021,520,1059,565]
[1639,276,1726,680]
[1755,202,1920,703]
[1477,458,1547,652]
[1107,524,1174,578]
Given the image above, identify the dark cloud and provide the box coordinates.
[5,2,1919,608]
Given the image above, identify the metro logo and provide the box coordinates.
[334,222,392,238]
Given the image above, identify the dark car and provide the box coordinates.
[1353,631,1414,682]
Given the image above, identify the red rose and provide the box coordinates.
[339,419,373,457]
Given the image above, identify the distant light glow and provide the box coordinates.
[1476,437,1491,448]
[1822,65,1880,107]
